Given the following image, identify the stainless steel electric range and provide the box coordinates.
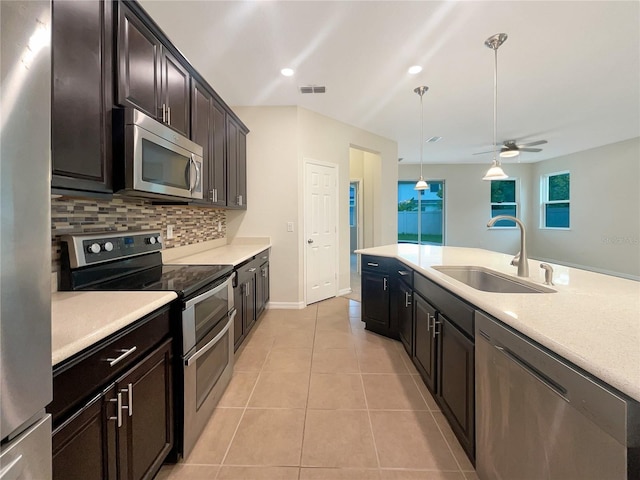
[59,230,235,458]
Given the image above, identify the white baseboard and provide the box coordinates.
[338,288,352,296]
[266,301,306,310]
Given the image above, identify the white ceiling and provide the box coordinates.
[140,0,640,165]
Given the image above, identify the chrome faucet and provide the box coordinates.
[487,215,529,277]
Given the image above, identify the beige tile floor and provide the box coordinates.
[158,297,479,480]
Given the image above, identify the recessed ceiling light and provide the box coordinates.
[281,68,294,77]
[408,65,422,75]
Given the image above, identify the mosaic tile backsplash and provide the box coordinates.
[51,197,226,272]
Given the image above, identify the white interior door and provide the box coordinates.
[305,161,337,305]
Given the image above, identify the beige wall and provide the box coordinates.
[399,137,640,278]
[528,137,640,278]
[231,106,397,307]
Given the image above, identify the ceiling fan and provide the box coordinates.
[475,139,548,158]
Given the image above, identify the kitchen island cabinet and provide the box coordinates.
[50,305,174,480]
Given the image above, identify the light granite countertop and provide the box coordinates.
[52,291,177,366]
[356,244,640,402]
[163,237,271,266]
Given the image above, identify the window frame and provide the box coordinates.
[489,178,519,229]
[540,171,571,230]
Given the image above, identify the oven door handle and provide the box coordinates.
[185,309,236,367]
[184,275,232,310]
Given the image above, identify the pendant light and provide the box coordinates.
[414,86,429,190]
[482,33,509,181]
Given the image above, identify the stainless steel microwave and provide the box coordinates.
[114,108,203,200]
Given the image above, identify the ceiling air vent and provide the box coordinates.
[299,85,326,94]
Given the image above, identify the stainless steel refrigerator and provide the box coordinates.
[1,1,53,478]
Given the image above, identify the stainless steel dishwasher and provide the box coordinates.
[475,311,639,480]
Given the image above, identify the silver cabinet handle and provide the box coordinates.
[209,189,214,201]
[433,317,441,339]
[367,262,379,267]
[106,346,137,367]
[383,277,388,291]
[167,106,171,124]
[426,313,431,332]
[245,282,250,297]
[398,270,410,276]
[237,194,243,206]
[109,392,123,427]
[248,268,257,272]
[0,454,23,480]
[121,383,133,417]
[162,103,167,123]
[405,291,411,307]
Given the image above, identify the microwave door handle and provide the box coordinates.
[194,156,201,193]
[188,155,196,193]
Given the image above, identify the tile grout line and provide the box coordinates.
[297,303,318,477]
[214,328,272,479]
[427,408,467,475]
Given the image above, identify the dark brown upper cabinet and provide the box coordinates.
[226,115,248,209]
[117,1,189,137]
[191,79,227,207]
[51,0,113,195]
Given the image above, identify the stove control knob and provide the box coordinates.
[103,241,114,252]
[156,236,162,244]
[146,237,156,245]
[87,243,101,254]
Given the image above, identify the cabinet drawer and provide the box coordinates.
[256,249,270,265]
[396,262,414,287]
[50,307,171,427]
[414,273,474,338]
[362,255,395,273]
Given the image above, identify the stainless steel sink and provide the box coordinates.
[432,266,556,294]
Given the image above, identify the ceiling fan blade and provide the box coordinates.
[519,148,543,153]
[473,149,496,155]
[517,140,547,148]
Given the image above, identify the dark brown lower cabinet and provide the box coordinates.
[233,250,270,351]
[396,276,413,356]
[52,339,173,480]
[438,315,475,460]
[413,293,437,393]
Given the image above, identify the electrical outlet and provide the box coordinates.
[166,225,174,239]
[287,222,294,232]
[217,221,222,233]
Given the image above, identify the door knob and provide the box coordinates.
[307,239,314,244]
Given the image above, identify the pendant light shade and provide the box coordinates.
[414,86,429,191]
[482,160,508,180]
[483,33,509,181]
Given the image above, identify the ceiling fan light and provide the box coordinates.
[415,176,429,190]
[483,161,508,181]
[499,149,520,158]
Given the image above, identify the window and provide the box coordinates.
[397,180,444,245]
[542,172,570,228]
[349,183,356,227]
[490,179,517,227]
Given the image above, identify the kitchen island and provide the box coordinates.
[356,244,640,402]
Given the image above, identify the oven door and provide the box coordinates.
[182,274,233,353]
[182,308,235,458]
[131,122,203,200]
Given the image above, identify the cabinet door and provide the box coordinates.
[361,271,390,331]
[396,280,413,356]
[413,294,437,393]
[117,2,161,119]
[117,339,173,480]
[211,100,227,206]
[162,50,190,136]
[233,279,245,351]
[52,389,117,480]
[226,117,248,209]
[52,0,113,194]
[438,315,475,460]
[256,262,269,318]
[243,275,256,334]
[191,79,213,204]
